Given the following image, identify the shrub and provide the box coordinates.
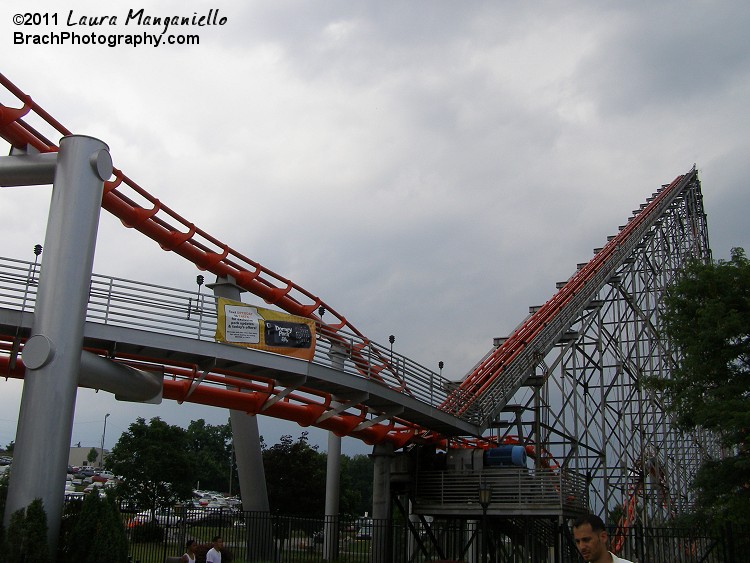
[3,498,50,563]
[23,499,50,562]
[129,520,165,543]
[65,490,128,562]
[65,489,103,561]
[0,473,7,560]
[86,493,128,562]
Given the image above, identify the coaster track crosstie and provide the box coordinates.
[0,73,718,526]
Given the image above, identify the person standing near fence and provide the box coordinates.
[572,514,634,563]
[206,536,223,563]
[180,539,197,562]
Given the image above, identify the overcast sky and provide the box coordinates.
[2,1,748,457]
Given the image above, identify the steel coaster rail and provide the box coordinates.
[457,172,694,420]
[0,73,698,443]
[445,169,699,427]
[0,255,460,414]
[0,72,411,399]
[0,258,447,447]
[0,336,423,448]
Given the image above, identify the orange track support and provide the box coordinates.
[0,72,687,456]
[1,73,427,447]
[0,335,421,448]
[442,173,687,416]
[0,73,407,395]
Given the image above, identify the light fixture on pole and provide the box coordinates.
[479,482,492,562]
[100,413,110,468]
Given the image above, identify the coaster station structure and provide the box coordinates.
[0,72,720,561]
[395,168,717,561]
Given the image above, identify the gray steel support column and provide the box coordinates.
[77,350,163,402]
[323,345,346,561]
[323,431,341,561]
[208,277,273,561]
[371,441,394,563]
[3,136,111,551]
[0,152,57,186]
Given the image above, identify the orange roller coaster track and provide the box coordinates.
[0,72,696,456]
[0,74,415,388]
[0,335,421,449]
[443,171,690,417]
[0,72,441,448]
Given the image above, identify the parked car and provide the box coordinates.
[127,509,182,528]
[225,497,242,508]
[83,482,104,493]
[355,525,373,540]
[92,471,114,483]
[183,506,228,524]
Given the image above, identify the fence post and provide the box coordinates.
[633,523,646,561]
[725,521,735,563]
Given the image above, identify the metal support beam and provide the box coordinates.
[371,441,394,563]
[323,345,346,561]
[3,136,111,553]
[77,350,163,403]
[0,152,57,186]
[207,276,274,561]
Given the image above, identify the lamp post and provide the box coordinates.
[479,482,492,563]
[100,413,110,468]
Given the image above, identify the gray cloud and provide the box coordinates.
[1,1,748,454]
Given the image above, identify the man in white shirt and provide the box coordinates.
[572,515,634,563]
[205,536,223,563]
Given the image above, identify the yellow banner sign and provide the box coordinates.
[215,297,316,361]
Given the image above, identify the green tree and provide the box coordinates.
[0,472,7,557]
[64,490,128,563]
[106,417,196,514]
[100,491,129,560]
[3,498,50,563]
[186,418,232,492]
[57,499,82,563]
[654,247,750,526]
[4,507,25,562]
[263,433,327,517]
[3,441,13,454]
[66,486,106,561]
[87,447,99,465]
[340,454,374,518]
[23,498,50,562]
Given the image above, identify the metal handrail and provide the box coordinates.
[415,467,588,512]
[0,255,476,420]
